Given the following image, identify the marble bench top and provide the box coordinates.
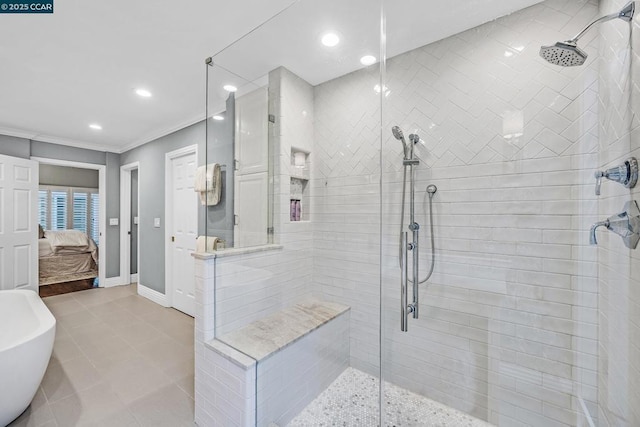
[218,300,350,362]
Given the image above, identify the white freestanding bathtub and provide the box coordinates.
[0,290,55,426]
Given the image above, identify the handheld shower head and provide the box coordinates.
[392,126,406,143]
[540,1,635,67]
[392,126,409,158]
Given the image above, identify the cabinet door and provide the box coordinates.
[234,172,268,248]
[235,87,268,175]
[234,87,269,246]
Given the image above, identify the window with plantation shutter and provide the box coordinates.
[51,190,67,230]
[38,190,47,228]
[38,186,99,244]
[91,193,100,245]
[72,192,88,232]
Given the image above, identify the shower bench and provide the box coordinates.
[200,300,350,427]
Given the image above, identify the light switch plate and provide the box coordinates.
[133,216,139,225]
[109,218,119,226]
[154,218,161,228]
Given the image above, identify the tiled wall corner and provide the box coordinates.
[596,0,640,425]
[196,341,256,427]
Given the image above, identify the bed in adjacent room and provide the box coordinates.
[38,228,98,286]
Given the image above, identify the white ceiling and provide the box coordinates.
[0,0,542,153]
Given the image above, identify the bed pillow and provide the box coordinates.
[38,224,45,238]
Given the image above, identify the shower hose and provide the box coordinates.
[398,165,435,284]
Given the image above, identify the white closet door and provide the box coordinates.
[0,155,39,291]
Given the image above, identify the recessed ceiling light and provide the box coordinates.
[135,88,152,97]
[360,55,377,66]
[321,32,340,47]
[212,115,224,121]
[223,85,237,92]
[89,123,102,130]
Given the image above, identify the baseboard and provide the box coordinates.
[103,276,123,288]
[131,273,139,283]
[137,283,170,307]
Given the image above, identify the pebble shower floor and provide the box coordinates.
[287,368,492,427]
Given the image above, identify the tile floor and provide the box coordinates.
[8,284,195,427]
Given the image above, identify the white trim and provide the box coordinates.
[32,157,107,289]
[131,273,139,283]
[165,144,198,311]
[120,161,140,286]
[103,276,123,288]
[137,283,169,307]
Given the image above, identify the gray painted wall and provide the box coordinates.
[0,135,30,158]
[120,122,206,294]
[32,141,106,165]
[39,164,99,188]
[0,135,120,280]
[120,95,235,294]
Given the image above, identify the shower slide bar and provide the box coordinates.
[401,232,409,332]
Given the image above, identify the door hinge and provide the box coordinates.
[171,236,175,242]
[234,215,239,226]
[267,227,274,235]
[268,114,276,123]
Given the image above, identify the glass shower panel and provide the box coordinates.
[204,0,384,425]
[204,61,269,251]
[380,0,601,425]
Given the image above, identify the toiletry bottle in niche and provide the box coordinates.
[295,200,301,221]
[290,200,296,221]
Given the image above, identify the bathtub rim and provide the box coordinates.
[0,289,56,353]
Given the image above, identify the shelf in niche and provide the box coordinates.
[290,171,309,181]
[290,148,310,222]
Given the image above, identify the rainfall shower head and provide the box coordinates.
[539,1,635,67]
[539,42,588,67]
[392,126,409,158]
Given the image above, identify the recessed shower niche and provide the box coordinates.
[290,149,309,222]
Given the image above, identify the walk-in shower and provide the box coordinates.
[539,1,635,66]
[392,126,436,332]
[194,0,640,425]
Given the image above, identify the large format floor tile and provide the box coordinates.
[7,284,195,427]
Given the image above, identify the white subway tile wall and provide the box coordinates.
[597,0,640,425]
[311,0,602,425]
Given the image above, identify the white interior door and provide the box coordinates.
[168,149,197,316]
[234,86,268,246]
[0,155,38,292]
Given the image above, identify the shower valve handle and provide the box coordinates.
[594,157,638,196]
[590,200,640,249]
